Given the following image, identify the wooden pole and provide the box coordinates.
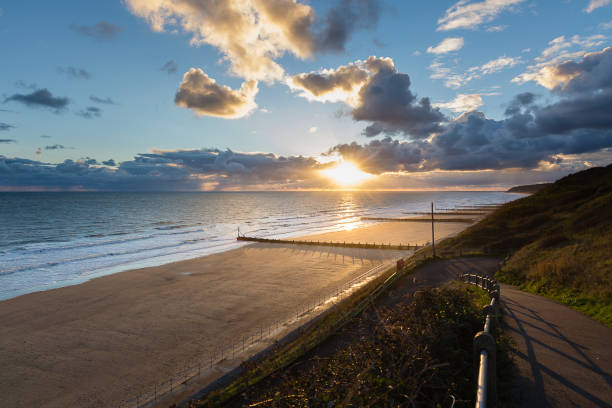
[431,202,436,258]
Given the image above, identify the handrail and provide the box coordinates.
[476,350,488,408]
[459,271,499,408]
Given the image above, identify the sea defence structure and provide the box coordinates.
[236,235,421,251]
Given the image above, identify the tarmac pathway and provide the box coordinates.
[500,284,612,407]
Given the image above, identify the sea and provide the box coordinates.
[0,191,519,300]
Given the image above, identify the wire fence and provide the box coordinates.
[117,259,397,408]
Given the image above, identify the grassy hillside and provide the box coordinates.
[443,164,612,326]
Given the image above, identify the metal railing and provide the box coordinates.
[459,272,500,408]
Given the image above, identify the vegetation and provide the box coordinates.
[194,282,513,407]
[442,164,612,326]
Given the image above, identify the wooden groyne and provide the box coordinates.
[237,236,420,251]
[361,217,474,223]
[402,211,488,216]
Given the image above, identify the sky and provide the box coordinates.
[1,0,612,191]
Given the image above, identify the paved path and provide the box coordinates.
[501,284,612,407]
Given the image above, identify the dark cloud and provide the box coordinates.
[174,68,258,118]
[5,89,69,111]
[290,63,369,97]
[315,0,381,53]
[327,138,425,174]
[161,60,178,74]
[57,66,92,79]
[0,149,325,191]
[0,122,15,131]
[77,106,102,119]
[69,22,122,40]
[102,159,116,166]
[89,95,115,105]
[550,46,612,94]
[36,148,42,156]
[45,144,66,150]
[290,56,445,138]
[40,135,52,139]
[352,63,445,138]
[0,139,16,144]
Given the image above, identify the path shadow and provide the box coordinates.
[502,296,612,407]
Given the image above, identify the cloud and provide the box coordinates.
[486,25,507,32]
[513,35,608,86]
[35,148,42,155]
[102,159,116,166]
[57,66,92,79]
[430,55,521,88]
[124,0,380,82]
[585,0,612,13]
[45,144,67,150]
[0,149,326,191]
[40,135,52,138]
[0,122,15,131]
[77,106,102,119]
[89,95,115,105]
[600,20,612,30]
[174,68,258,118]
[288,60,370,104]
[426,37,464,54]
[5,89,69,111]
[161,60,178,74]
[434,93,484,113]
[289,56,445,138]
[0,139,16,144]
[69,22,122,40]
[437,0,525,31]
[309,126,318,133]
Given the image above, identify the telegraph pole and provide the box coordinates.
[431,202,436,257]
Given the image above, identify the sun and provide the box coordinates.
[322,162,373,187]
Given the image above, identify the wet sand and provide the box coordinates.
[0,220,470,408]
[299,220,472,246]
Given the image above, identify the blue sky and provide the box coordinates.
[1,0,612,190]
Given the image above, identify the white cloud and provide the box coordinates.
[309,126,318,133]
[429,55,521,88]
[472,55,522,74]
[427,37,465,54]
[124,0,380,83]
[599,20,612,30]
[434,93,484,113]
[437,0,525,31]
[585,0,612,13]
[512,34,608,87]
[486,25,507,32]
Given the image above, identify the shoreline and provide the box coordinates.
[0,219,475,408]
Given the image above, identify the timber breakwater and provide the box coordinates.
[236,235,421,250]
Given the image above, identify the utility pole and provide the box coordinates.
[431,202,436,258]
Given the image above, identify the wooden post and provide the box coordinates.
[431,202,436,258]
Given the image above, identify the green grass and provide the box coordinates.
[441,164,612,327]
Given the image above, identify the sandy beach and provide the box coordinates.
[0,220,471,408]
